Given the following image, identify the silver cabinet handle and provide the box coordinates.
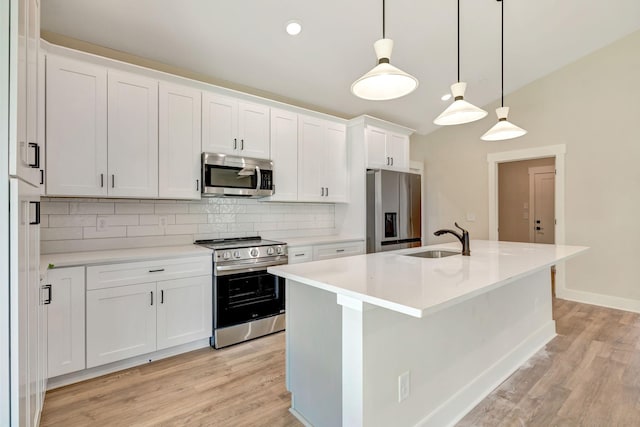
[336,249,345,253]
[294,253,306,257]
[233,138,237,149]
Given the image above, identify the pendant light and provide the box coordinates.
[434,0,487,126]
[351,0,419,101]
[481,0,527,141]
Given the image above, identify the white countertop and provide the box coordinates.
[41,245,212,273]
[281,235,364,247]
[268,240,588,318]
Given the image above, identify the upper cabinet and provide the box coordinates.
[298,115,348,203]
[268,108,298,202]
[365,125,410,172]
[158,82,202,200]
[202,93,270,159]
[107,70,158,198]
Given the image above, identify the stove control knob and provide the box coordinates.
[233,251,241,259]
[250,248,259,257]
[222,251,231,260]
[276,246,283,254]
[267,247,275,255]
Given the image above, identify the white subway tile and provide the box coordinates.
[41,202,69,215]
[41,227,84,241]
[227,223,254,232]
[175,214,207,224]
[236,213,262,223]
[49,215,97,227]
[208,214,236,223]
[97,215,139,226]
[40,214,49,228]
[139,214,176,226]
[83,226,127,239]
[188,204,220,214]
[116,203,155,214]
[126,225,165,237]
[194,232,220,241]
[245,204,269,214]
[165,224,198,235]
[198,223,228,233]
[219,204,247,214]
[155,203,189,214]
[219,232,246,238]
[70,202,115,214]
[256,222,279,231]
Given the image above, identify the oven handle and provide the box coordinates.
[215,259,288,276]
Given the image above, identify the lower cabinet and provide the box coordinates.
[288,240,365,264]
[86,258,212,369]
[47,266,85,378]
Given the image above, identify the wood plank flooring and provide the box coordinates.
[41,299,640,426]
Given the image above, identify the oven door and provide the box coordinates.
[214,270,285,328]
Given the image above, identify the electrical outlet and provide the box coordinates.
[159,216,168,227]
[398,371,410,402]
[97,217,107,232]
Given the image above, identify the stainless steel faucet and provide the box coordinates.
[434,222,470,256]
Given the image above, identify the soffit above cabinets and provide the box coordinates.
[41,0,640,135]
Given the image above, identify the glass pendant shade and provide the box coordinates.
[434,82,487,125]
[351,39,419,101]
[481,107,527,141]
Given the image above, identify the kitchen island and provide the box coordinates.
[268,240,587,427]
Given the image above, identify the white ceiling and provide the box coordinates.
[41,0,640,135]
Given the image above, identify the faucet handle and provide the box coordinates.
[454,222,468,234]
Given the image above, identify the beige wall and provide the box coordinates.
[498,158,554,243]
[411,30,640,305]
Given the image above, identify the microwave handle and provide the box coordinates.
[255,165,261,191]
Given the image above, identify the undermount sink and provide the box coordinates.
[404,250,460,259]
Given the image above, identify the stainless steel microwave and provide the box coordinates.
[201,153,274,198]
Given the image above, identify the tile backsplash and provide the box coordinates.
[40,197,336,254]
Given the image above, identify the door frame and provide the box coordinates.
[487,144,566,291]
[528,165,556,243]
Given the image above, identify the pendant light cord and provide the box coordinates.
[382,0,386,38]
[457,0,460,82]
[501,0,504,107]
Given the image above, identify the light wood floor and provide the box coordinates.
[41,299,640,426]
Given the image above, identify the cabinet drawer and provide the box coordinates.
[288,246,313,264]
[313,241,365,261]
[87,256,212,290]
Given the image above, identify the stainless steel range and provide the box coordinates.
[195,236,288,349]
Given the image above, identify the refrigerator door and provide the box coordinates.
[409,172,422,241]
[379,170,400,249]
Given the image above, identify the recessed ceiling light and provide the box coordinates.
[441,93,452,101]
[286,20,302,36]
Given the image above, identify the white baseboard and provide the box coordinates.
[557,288,640,314]
[289,407,314,427]
[417,320,557,427]
[47,338,210,390]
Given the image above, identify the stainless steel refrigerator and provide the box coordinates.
[366,170,422,253]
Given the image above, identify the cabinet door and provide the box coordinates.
[202,93,237,155]
[268,109,298,201]
[107,70,158,198]
[37,51,45,194]
[387,132,410,171]
[158,82,201,199]
[22,0,40,188]
[365,126,388,169]
[297,115,324,202]
[46,55,108,197]
[238,101,270,159]
[156,276,212,350]
[47,267,85,378]
[324,122,348,203]
[86,282,156,368]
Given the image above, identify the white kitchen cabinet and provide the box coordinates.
[156,276,212,350]
[86,256,212,368]
[37,51,45,194]
[287,246,313,264]
[313,241,365,261]
[298,115,348,203]
[365,125,410,171]
[158,82,201,199]
[202,92,270,159]
[86,282,157,368]
[267,108,298,201]
[46,267,85,378]
[108,70,158,198]
[46,55,108,197]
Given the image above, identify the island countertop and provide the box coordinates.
[268,240,588,318]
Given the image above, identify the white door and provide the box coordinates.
[86,282,157,368]
[156,276,212,350]
[268,108,298,201]
[238,101,270,159]
[324,121,348,203]
[298,115,324,202]
[158,82,201,199]
[529,166,555,244]
[47,267,86,378]
[365,126,388,169]
[202,93,237,155]
[46,55,108,197]
[387,133,409,171]
[108,70,158,198]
